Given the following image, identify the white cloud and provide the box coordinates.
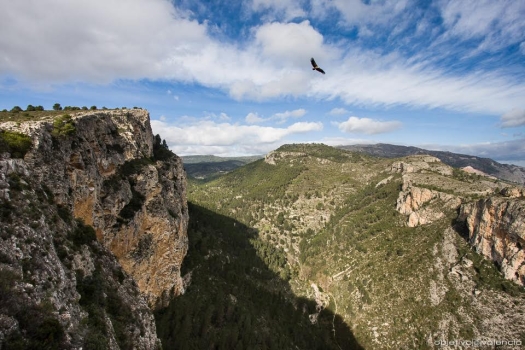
[501,108,525,128]
[250,0,306,21]
[311,0,409,28]
[0,0,210,84]
[1,0,524,117]
[254,20,328,67]
[151,119,323,155]
[245,112,265,124]
[245,108,306,124]
[273,108,306,122]
[438,0,525,52]
[336,116,402,135]
[329,108,349,115]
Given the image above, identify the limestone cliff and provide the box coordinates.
[0,109,188,348]
[459,194,525,286]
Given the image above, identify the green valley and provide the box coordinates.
[160,143,525,349]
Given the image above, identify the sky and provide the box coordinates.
[1,0,525,166]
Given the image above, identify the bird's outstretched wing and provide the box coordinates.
[310,57,325,74]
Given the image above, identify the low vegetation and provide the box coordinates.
[0,130,32,158]
[175,143,525,349]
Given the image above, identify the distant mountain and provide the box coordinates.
[182,155,262,180]
[338,143,525,185]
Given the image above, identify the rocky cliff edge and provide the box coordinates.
[0,109,188,348]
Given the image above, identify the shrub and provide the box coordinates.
[69,219,97,248]
[0,130,32,158]
[52,114,76,137]
[52,103,62,111]
[10,106,22,113]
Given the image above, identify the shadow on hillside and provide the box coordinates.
[155,202,364,350]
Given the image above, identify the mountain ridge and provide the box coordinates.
[338,143,525,185]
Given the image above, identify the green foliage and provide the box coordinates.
[76,263,135,350]
[51,114,76,137]
[119,157,153,177]
[69,219,97,248]
[52,103,62,111]
[10,106,22,113]
[152,134,174,161]
[0,130,32,158]
[155,203,363,350]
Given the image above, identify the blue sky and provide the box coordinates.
[1,0,524,165]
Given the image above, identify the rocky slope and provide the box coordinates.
[0,109,188,348]
[459,191,525,286]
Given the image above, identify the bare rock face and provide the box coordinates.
[264,151,307,165]
[396,178,461,227]
[459,197,525,286]
[21,110,188,307]
[0,156,160,348]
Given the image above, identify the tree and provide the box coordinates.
[26,105,36,111]
[10,106,22,113]
[35,105,44,111]
[52,103,62,111]
[90,106,97,110]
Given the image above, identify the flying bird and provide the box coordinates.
[310,57,325,74]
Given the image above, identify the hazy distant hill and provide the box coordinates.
[338,143,525,185]
[182,155,262,180]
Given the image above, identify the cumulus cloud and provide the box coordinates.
[245,112,265,124]
[151,119,322,155]
[335,116,402,135]
[1,0,524,117]
[501,108,525,128]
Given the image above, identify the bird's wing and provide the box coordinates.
[316,67,325,74]
[310,57,317,68]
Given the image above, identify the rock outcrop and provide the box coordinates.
[459,196,525,286]
[396,178,461,227]
[0,109,188,348]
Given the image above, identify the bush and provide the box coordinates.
[0,130,32,158]
[52,114,76,137]
[52,103,62,111]
[10,106,22,113]
[69,219,97,248]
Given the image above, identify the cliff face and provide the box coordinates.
[0,109,188,348]
[459,194,525,286]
